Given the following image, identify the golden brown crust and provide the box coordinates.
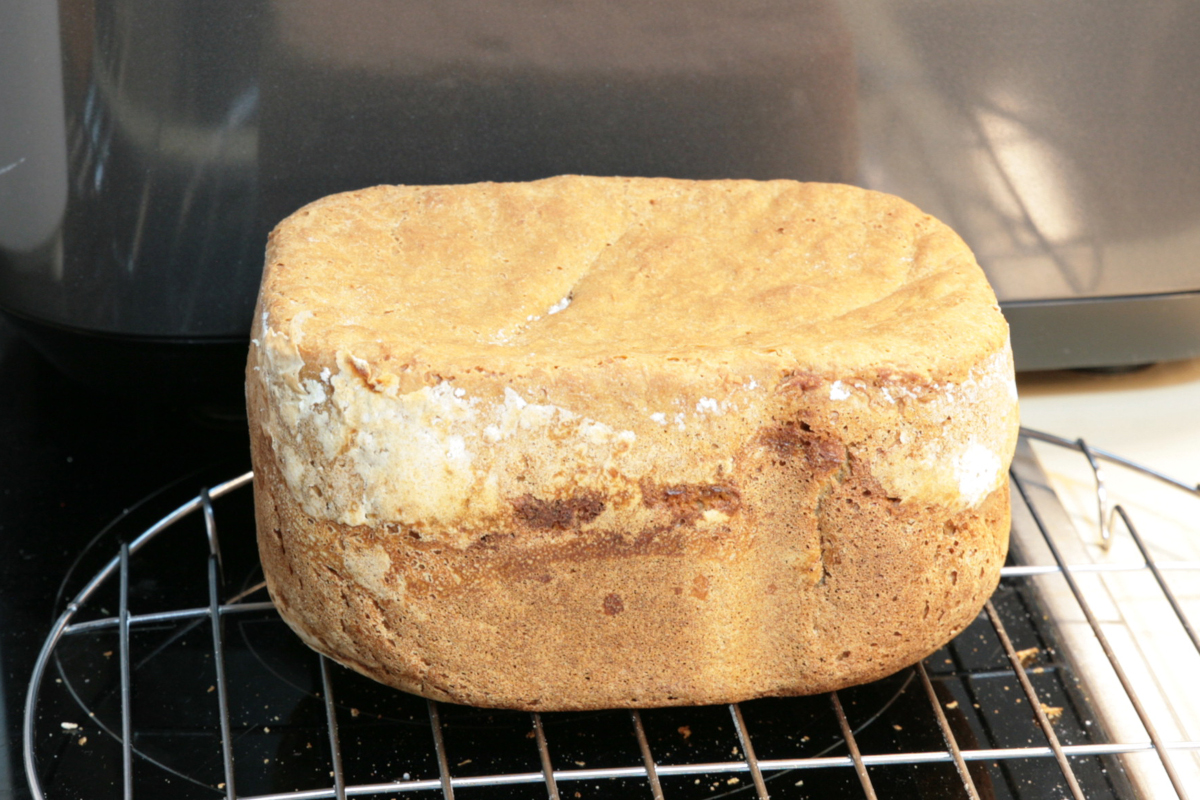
[259,177,1006,384]
[247,176,1018,710]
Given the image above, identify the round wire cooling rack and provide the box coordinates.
[22,429,1200,800]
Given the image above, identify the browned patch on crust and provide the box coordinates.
[640,481,741,524]
[759,422,845,467]
[462,520,718,588]
[779,370,823,391]
[512,491,606,530]
[532,524,686,563]
[690,575,710,600]
[602,593,624,615]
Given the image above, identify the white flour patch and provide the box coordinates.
[955,441,1002,506]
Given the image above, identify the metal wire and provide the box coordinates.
[1020,427,1200,496]
[728,702,770,799]
[984,599,1086,800]
[830,691,878,799]
[1078,439,1114,549]
[1011,470,1195,800]
[628,710,665,800]
[1112,505,1200,656]
[531,712,560,800]
[118,544,133,800]
[319,658,347,800]
[426,700,455,800]
[915,661,982,800]
[211,553,238,800]
[206,487,239,800]
[22,438,1200,799]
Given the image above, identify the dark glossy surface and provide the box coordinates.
[0,0,266,338]
[1005,291,1200,371]
[0,318,251,799]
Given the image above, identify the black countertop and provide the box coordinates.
[0,319,251,799]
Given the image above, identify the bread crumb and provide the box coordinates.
[727,777,740,785]
[102,651,113,658]
[458,759,472,766]
[351,708,360,717]
[60,722,79,730]
[207,685,215,693]
[893,724,903,731]
[78,736,87,746]
[1015,647,1039,667]
[1041,704,1064,722]
[945,700,959,710]
[678,725,691,740]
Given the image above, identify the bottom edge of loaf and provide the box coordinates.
[254,472,1008,711]
[283,621,980,711]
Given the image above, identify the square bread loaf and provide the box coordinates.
[247,176,1019,710]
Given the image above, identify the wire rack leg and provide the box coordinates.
[119,544,134,800]
[200,487,240,800]
[728,703,770,799]
[984,599,1086,800]
[916,662,982,800]
[209,554,238,799]
[426,699,455,800]
[531,712,561,800]
[319,657,348,800]
[830,691,878,800]
[1078,438,1114,548]
[629,710,665,800]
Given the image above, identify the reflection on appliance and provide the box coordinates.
[846,0,1200,368]
[0,0,858,401]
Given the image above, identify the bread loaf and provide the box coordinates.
[247,176,1019,710]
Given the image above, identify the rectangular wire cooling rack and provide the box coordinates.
[23,430,1200,800]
